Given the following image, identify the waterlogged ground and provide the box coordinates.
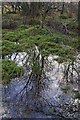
[1,54,80,119]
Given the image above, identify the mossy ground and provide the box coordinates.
[2,60,24,85]
[2,12,79,84]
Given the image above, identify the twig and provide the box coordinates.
[15,72,33,97]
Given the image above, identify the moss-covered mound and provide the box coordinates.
[2,60,24,84]
[2,25,78,62]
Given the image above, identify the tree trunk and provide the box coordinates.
[61,2,65,14]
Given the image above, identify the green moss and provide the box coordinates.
[25,26,49,36]
[2,25,77,63]
[3,31,20,42]
[2,60,24,84]
[2,40,21,56]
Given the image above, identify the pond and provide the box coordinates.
[1,53,80,119]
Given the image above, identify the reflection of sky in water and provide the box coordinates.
[10,53,64,101]
[41,55,64,105]
[11,52,27,66]
[2,53,80,118]
[6,52,79,101]
[5,53,64,105]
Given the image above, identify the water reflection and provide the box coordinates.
[2,53,79,118]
